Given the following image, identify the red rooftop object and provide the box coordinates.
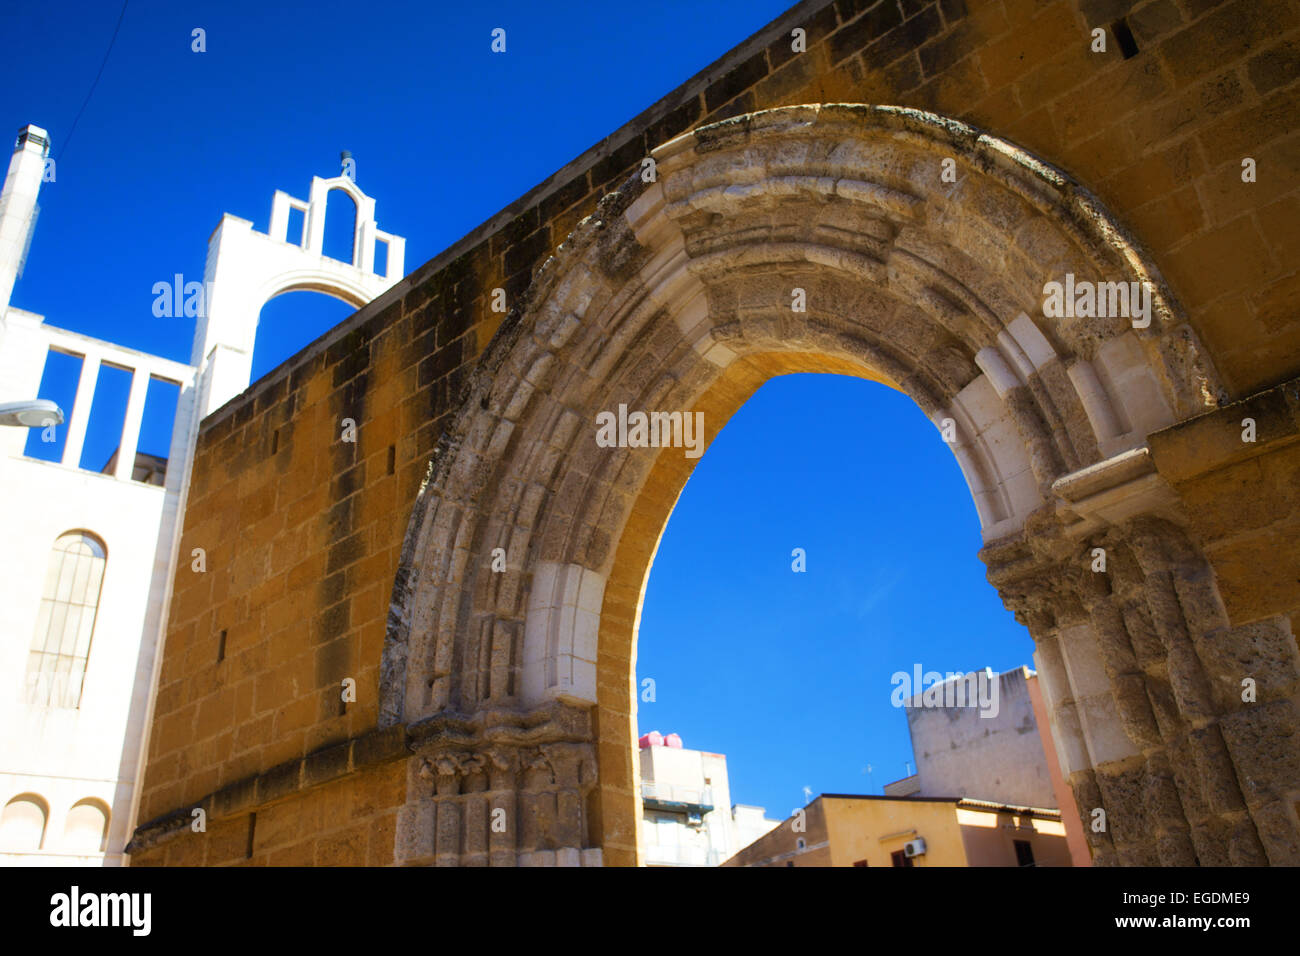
[637,731,685,749]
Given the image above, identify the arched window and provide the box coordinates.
[63,799,110,854]
[322,188,358,264]
[26,531,107,709]
[0,794,48,851]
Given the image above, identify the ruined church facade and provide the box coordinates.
[128,0,1300,866]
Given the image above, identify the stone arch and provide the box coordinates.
[257,271,373,312]
[383,105,1298,867]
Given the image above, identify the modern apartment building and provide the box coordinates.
[637,731,778,866]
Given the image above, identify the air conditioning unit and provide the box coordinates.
[903,837,927,858]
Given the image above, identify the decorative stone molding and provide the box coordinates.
[395,702,600,867]
[1052,446,1183,536]
[983,505,1298,866]
[127,725,409,855]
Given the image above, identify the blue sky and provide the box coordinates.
[637,375,1033,817]
[2,1,1034,817]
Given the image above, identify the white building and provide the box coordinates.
[0,123,404,865]
[638,731,779,866]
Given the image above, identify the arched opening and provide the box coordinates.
[322,188,358,265]
[252,290,359,382]
[63,798,110,854]
[0,794,49,852]
[633,372,1042,866]
[589,350,1032,866]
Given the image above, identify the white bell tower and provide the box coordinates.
[193,165,405,417]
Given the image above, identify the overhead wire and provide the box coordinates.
[58,0,129,162]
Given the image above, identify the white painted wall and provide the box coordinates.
[0,312,193,865]
[638,738,777,866]
[731,803,780,855]
[195,174,404,417]
[0,131,406,866]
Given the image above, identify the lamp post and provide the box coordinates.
[0,399,63,427]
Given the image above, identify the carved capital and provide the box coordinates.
[396,700,601,866]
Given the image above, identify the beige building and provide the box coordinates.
[638,732,778,866]
[723,794,1072,868]
[885,665,1091,865]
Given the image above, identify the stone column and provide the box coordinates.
[984,456,1300,866]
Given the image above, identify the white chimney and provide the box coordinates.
[0,125,49,322]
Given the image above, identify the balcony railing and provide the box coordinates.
[641,782,714,812]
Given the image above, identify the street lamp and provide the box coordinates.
[0,399,64,427]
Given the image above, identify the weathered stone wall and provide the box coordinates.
[130,728,407,865]
[131,0,1300,866]
[1150,380,1300,624]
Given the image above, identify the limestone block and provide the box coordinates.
[1050,700,1092,777]
[1094,760,1150,851]
[1007,313,1058,371]
[1246,800,1300,866]
[1067,359,1124,444]
[1189,820,1232,867]
[523,562,606,706]
[393,801,435,866]
[1078,692,1142,766]
[1217,700,1300,806]
[1194,617,1300,705]
[1058,623,1113,699]
[1032,637,1072,710]
[1186,723,1247,815]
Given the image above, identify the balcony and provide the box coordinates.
[641,782,714,813]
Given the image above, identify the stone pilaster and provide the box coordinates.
[983,448,1300,866]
